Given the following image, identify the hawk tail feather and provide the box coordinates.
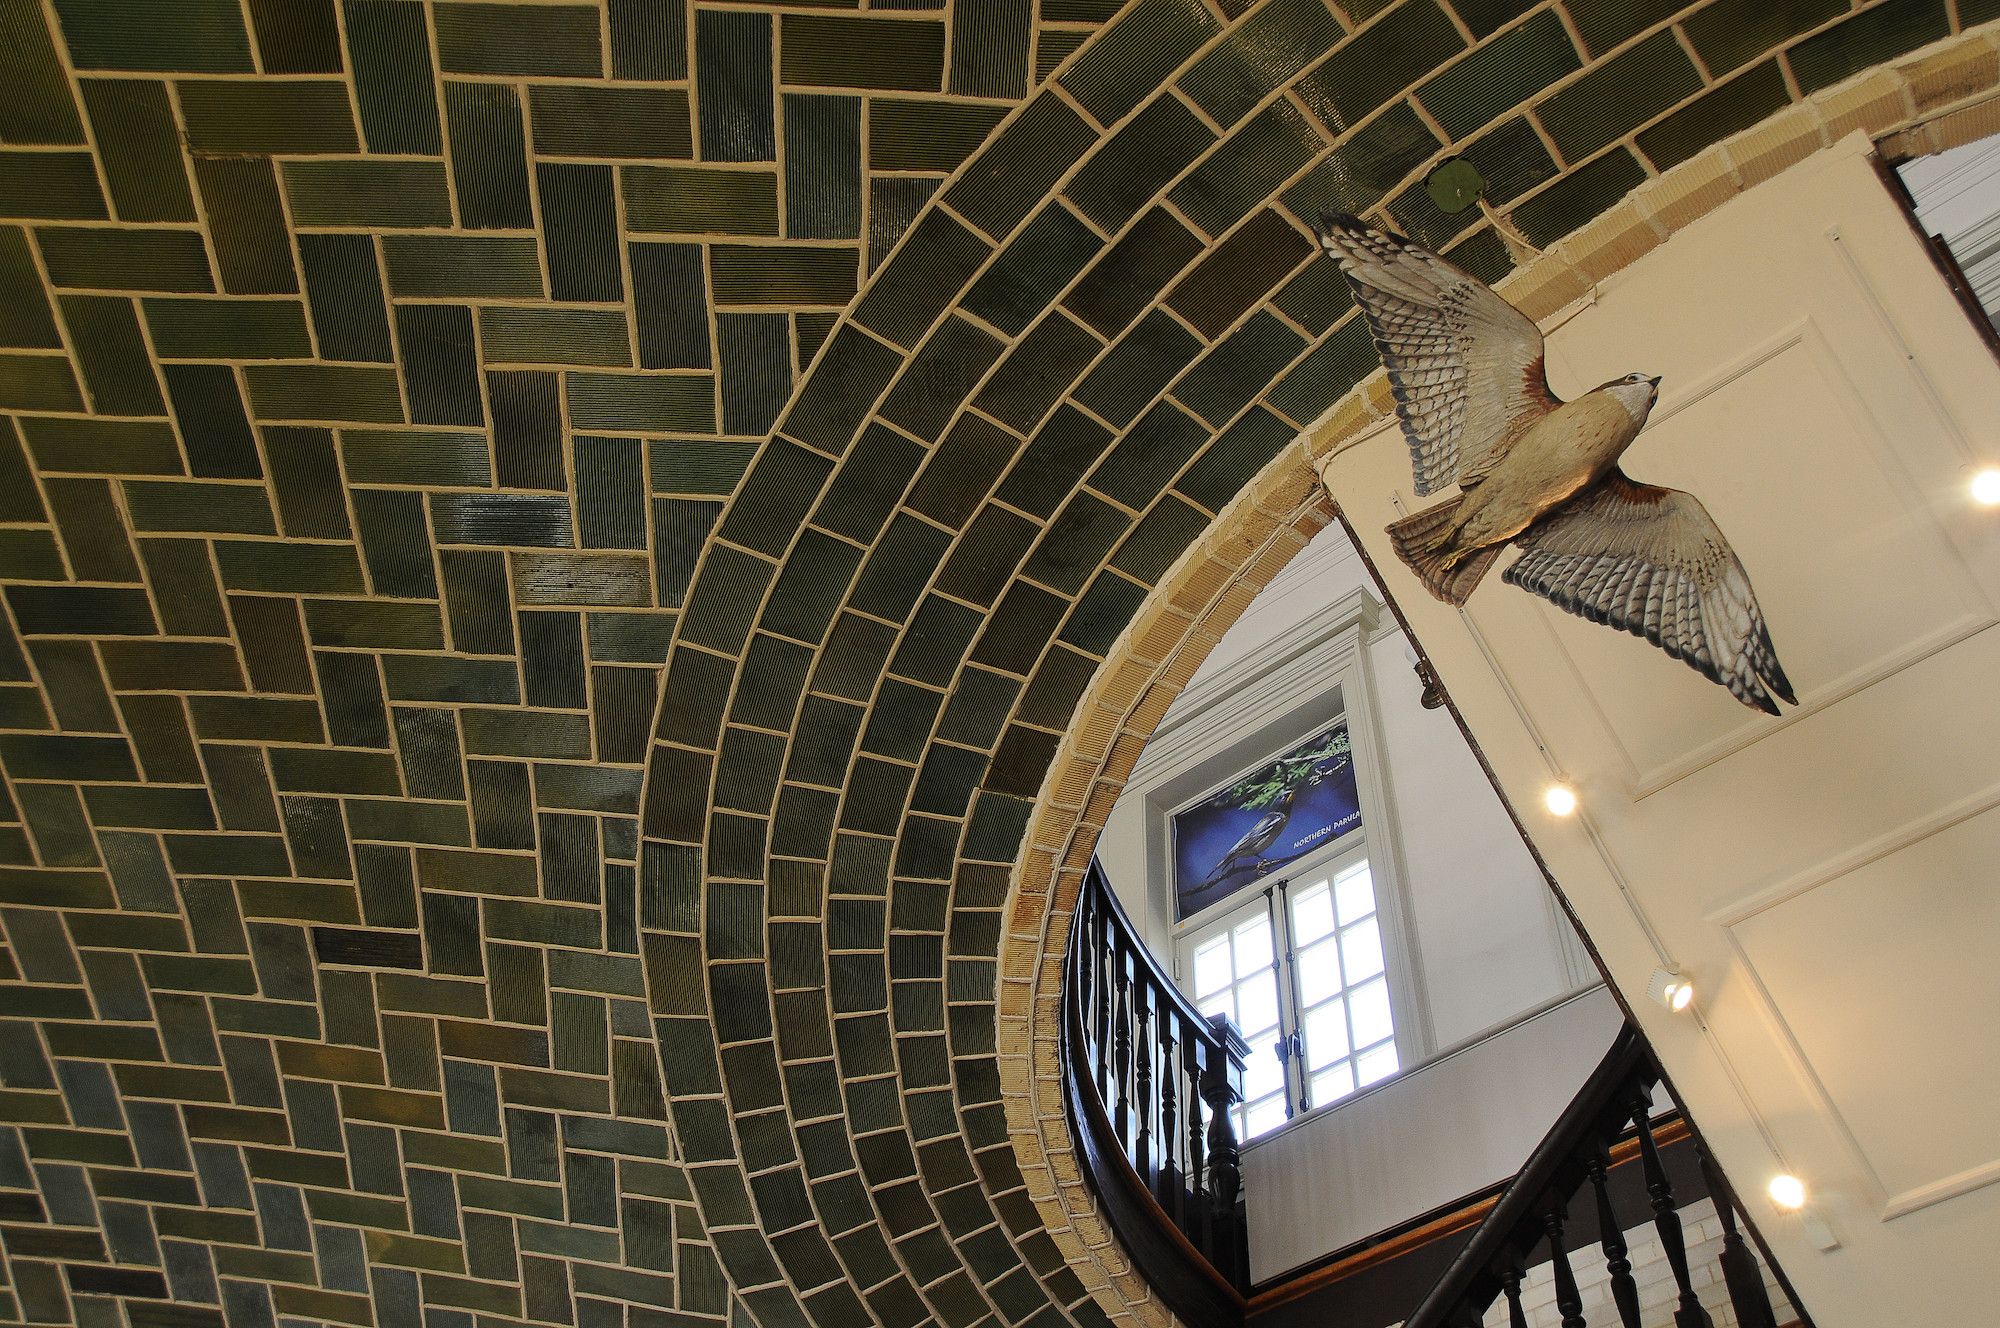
[1387,499,1500,606]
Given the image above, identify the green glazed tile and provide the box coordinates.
[785,93,861,240]
[341,429,491,485]
[1179,0,1346,128]
[1282,99,1439,220]
[630,242,711,369]
[382,236,544,299]
[22,417,181,474]
[122,481,276,535]
[530,87,693,158]
[299,234,394,361]
[963,202,1102,339]
[1788,0,1949,96]
[852,209,990,349]
[445,82,533,230]
[1085,398,1204,509]
[246,0,342,72]
[434,2,604,77]
[192,157,296,295]
[1419,10,1579,142]
[1173,310,1306,426]
[0,228,61,346]
[709,244,857,306]
[80,80,194,222]
[1058,0,1221,127]
[1459,116,1560,205]
[0,152,106,219]
[1682,0,1845,79]
[610,0,687,79]
[1064,206,1204,338]
[1266,313,1374,422]
[58,295,163,414]
[479,309,632,366]
[0,354,82,411]
[652,437,755,495]
[284,161,452,229]
[1638,60,1792,171]
[1537,29,1701,165]
[1065,94,1216,233]
[1562,0,1685,57]
[696,9,775,162]
[949,0,1031,98]
[1507,146,1646,248]
[1167,208,1315,340]
[779,15,944,91]
[244,364,405,423]
[568,372,715,432]
[143,298,312,360]
[866,99,1006,171]
[1450,0,1538,38]
[1296,0,1464,133]
[1072,308,1199,428]
[941,90,1096,240]
[0,0,85,142]
[175,79,359,154]
[162,363,260,477]
[539,162,622,301]
[53,0,253,71]
[36,226,211,294]
[1169,98,1324,239]
[344,0,442,154]
[622,167,779,235]
[1175,404,1292,510]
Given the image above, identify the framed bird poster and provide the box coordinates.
[1170,723,1362,921]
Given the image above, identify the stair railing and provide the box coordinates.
[1062,859,1250,1326]
[1405,1026,1809,1328]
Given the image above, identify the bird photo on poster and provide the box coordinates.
[1314,214,1796,716]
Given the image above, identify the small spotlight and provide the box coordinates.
[1973,468,2000,506]
[1647,965,1694,1012]
[1767,1174,1807,1211]
[1543,785,1577,816]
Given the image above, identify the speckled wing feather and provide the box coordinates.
[1502,471,1797,714]
[1316,215,1559,496]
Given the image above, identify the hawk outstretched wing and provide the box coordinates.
[1316,214,1559,496]
[1502,471,1797,715]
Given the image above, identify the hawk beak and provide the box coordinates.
[1647,376,1662,388]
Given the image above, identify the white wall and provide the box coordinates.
[1245,986,1625,1282]
[1323,136,2000,1325]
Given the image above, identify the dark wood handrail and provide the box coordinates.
[1061,859,1251,1326]
[1405,1025,1812,1328]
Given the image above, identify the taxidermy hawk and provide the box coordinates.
[1314,214,1797,716]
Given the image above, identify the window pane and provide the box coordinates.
[1356,1041,1400,1087]
[1244,1094,1288,1139]
[1349,977,1393,1047]
[1193,935,1233,997]
[1334,863,1376,926]
[1243,1029,1284,1100]
[1311,1062,1355,1106]
[1340,916,1384,982]
[1303,1000,1349,1066]
[1296,938,1339,1005]
[1233,914,1272,973]
[1236,970,1279,1037]
[1289,881,1334,945]
[1198,993,1231,1023]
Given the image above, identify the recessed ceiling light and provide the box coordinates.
[1647,965,1694,1012]
[1543,784,1577,816]
[1767,1174,1808,1211]
[1972,468,2000,506]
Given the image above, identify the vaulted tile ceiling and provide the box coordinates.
[0,1,1979,1327]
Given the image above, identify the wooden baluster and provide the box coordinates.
[1185,1033,1208,1257]
[1631,1090,1715,1328]
[1588,1146,1643,1328]
[1096,893,1115,1103]
[1157,1015,1180,1220]
[1132,980,1154,1182]
[1543,1206,1587,1328]
[1501,1264,1530,1328]
[1112,945,1133,1147]
[1698,1143,1780,1328]
[1200,1015,1244,1288]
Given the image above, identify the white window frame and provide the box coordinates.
[1119,580,1436,1131]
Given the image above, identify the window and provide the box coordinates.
[1178,834,1407,1141]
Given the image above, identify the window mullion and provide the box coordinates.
[1269,879,1308,1119]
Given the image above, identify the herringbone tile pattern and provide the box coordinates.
[0,0,1980,1326]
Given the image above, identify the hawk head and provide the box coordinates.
[1596,372,1662,422]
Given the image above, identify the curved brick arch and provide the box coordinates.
[639,7,2000,1328]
